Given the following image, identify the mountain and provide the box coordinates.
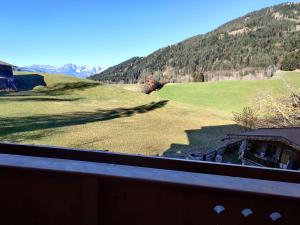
[19,64,103,78]
[89,2,300,83]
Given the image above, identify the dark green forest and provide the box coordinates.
[90,2,300,83]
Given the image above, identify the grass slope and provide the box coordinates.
[1,72,233,157]
[1,71,299,158]
[156,71,300,113]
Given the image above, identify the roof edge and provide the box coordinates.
[0,60,14,66]
[225,134,300,151]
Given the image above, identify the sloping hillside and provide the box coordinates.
[90,2,300,83]
[155,71,300,112]
[0,72,234,156]
[1,71,300,158]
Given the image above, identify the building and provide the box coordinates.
[0,60,16,90]
[225,128,300,170]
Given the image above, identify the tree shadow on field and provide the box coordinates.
[0,100,169,141]
[1,129,66,143]
[35,82,101,96]
[163,124,244,159]
[0,97,82,102]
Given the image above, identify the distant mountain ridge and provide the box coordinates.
[19,64,103,78]
[90,2,300,83]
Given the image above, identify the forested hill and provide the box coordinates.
[89,2,300,83]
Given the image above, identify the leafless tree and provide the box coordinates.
[234,82,300,128]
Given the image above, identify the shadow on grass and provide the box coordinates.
[35,82,101,96]
[0,129,66,143]
[1,74,100,97]
[14,74,46,91]
[0,97,82,102]
[163,124,245,158]
[0,100,169,141]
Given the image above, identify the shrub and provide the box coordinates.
[143,75,165,94]
[193,72,205,82]
[281,51,300,71]
[233,87,300,128]
[233,107,258,129]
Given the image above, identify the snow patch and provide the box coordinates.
[18,64,103,78]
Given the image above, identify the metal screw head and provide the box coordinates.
[241,208,253,218]
[270,212,282,221]
[213,205,225,215]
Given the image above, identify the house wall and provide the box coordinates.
[0,65,13,78]
[0,79,9,90]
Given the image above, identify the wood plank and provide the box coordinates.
[1,142,300,183]
[1,153,300,200]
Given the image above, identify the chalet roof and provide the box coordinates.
[226,128,300,150]
[0,60,13,66]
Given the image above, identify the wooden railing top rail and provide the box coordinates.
[1,153,300,201]
[1,142,300,183]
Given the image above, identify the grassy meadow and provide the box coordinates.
[156,71,300,113]
[0,71,299,158]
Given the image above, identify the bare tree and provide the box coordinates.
[233,107,258,129]
[143,74,168,94]
[234,82,300,128]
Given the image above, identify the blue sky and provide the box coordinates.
[0,0,297,67]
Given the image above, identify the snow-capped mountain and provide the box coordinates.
[18,64,103,78]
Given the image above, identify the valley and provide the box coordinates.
[1,1,300,222]
[1,71,299,158]
[1,2,299,159]
[90,3,300,84]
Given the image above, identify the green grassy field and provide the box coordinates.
[156,71,300,113]
[0,71,299,158]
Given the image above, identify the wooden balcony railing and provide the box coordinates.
[0,142,300,225]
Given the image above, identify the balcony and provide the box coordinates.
[0,142,300,225]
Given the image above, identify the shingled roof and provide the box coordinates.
[0,61,13,66]
[226,128,300,151]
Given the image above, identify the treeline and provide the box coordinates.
[89,3,300,83]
